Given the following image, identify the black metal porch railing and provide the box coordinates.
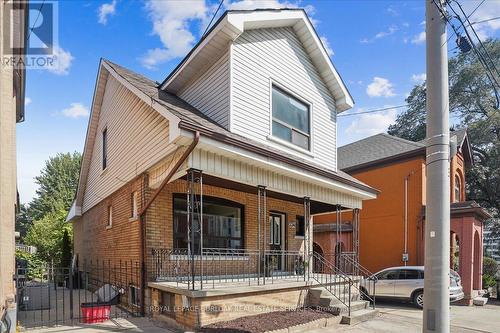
[310,252,352,316]
[150,248,308,290]
[339,252,377,309]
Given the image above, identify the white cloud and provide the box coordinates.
[346,108,397,136]
[25,97,32,106]
[361,25,398,43]
[98,0,117,25]
[141,0,320,70]
[366,77,395,98]
[61,103,89,118]
[46,46,74,75]
[411,31,426,44]
[140,0,209,69]
[411,73,426,83]
[320,36,334,56]
[387,6,398,16]
[461,0,500,39]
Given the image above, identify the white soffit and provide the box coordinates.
[161,9,354,112]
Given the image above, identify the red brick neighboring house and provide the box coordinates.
[313,130,491,305]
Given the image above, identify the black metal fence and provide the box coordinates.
[151,248,307,290]
[15,259,143,329]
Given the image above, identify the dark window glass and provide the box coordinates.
[399,269,421,279]
[102,128,108,170]
[377,270,399,280]
[296,215,305,237]
[454,175,461,202]
[269,214,282,245]
[272,86,310,150]
[173,196,243,252]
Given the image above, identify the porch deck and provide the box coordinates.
[149,273,361,297]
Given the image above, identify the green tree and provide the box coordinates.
[387,39,500,219]
[28,152,82,221]
[24,208,72,264]
[15,203,32,240]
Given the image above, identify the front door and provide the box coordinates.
[269,213,285,271]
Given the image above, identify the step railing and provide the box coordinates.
[310,252,353,317]
[339,253,376,309]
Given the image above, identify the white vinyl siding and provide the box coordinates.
[82,76,170,213]
[178,50,230,129]
[189,148,363,209]
[231,27,338,170]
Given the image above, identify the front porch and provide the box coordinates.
[141,141,378,328]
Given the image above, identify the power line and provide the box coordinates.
[451,0,500,79]
[338,105,408,117]
[466,0,485,19]
[470,16,500,26]
[27,0,46,42]
[202,0,224,37]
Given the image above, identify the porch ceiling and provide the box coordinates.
[186,138,373,209]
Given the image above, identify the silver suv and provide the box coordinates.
[361,266,464,308]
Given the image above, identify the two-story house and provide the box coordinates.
[68,9,379,329]
[313,130,491,306]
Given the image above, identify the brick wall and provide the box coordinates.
[74,175,309,307]
[73,175,146,264]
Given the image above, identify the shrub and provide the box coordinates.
[483,274,497,289]
[483,257,499,277]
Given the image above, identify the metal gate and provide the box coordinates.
[15,259,143,329]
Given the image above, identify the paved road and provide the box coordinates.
[310,299,500,333]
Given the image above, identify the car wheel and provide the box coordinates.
[413,290,424,309]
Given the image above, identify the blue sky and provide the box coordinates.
[18,0,500,204]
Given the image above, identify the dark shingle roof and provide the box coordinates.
[338,133,425,171]
[102,59,376,195]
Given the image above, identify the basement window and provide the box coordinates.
[129,285,141,307]
[271,86,311,150]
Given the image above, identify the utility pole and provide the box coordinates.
[423,0,450,332]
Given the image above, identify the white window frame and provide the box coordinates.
[268,79,314,155]
[131,191,138,219]
[106,205,113,229]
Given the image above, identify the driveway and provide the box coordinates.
[310,299,500,333]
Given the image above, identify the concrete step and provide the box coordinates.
[473,297,488,306]
[327,300,370,314]
[308,287,360,305]
[340,308,379,325]
[317,293,361,308]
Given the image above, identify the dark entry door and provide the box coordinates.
[269,213,284,271]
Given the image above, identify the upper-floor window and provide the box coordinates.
[102,128,108,170]
[271,86,310,150]
[454,175,462,202]
[107,205,113,228]
[131,191,138,219]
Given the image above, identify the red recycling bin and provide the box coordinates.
[80,302,111,323]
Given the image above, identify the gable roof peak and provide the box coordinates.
[159,8,354,112]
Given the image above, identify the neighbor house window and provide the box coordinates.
[271,86,310,150]
[102,128,108,170]
[107,205,112,228]
[131,191,138,218]
[454,175,461,202]
[296,215,305,237]
[173,195,243,252]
